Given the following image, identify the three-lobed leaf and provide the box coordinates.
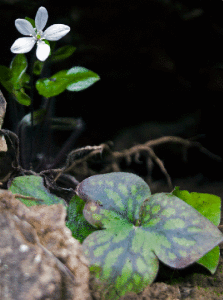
[76,172,223,299]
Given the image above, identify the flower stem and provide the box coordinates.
[29,50,36,170]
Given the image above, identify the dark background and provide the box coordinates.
[1,0,223,183]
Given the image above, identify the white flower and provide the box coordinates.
[10,6,70,61]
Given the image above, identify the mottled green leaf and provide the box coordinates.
[9,175,66,207]
[76,172,151,225]
[140,193,223,269]
[172,187,222,273]
[76,172,223,299]
[82,226,159,298]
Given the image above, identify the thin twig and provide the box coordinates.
[14,193,44,202]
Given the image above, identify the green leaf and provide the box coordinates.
[66,194,97,243]
[21,72,30,86]
[76,172,151,226]
[9,175,66,207]
[36,66,100,97]
[0,65,12,81]
[36,70,70,97]
[10,54,28,90]
[140,193,223,268]
[25,17,35,28]
[197,246,220,274]
[76,172,223,299]
[49,41,57,53]
[172,187,222,274]
[83,226,159,298]
[13,89,31,106]
[33,60,44,76]
[0,65,13,93]
[66,67,100,92]
[43,39,50,47]
[0,58,30,104]
[50,45,76,62]
[172,187,221,226]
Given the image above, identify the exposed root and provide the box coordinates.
[54,136,222,190]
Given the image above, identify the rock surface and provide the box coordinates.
[0,190,91,300]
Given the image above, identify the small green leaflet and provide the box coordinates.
[76,172,223,299]
[10,54,28,90]
[50,45,76,62]
[0,54,31,105]
[66,194,97,243]
[25,17,35,28]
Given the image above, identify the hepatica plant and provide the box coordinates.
[0,6,99,115]
[0,6,99,169]
[74,172,223,299]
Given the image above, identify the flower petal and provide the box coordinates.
[35,6,48,31]
[36,40,50,61]
[15,19,36,36]
[43,24,70,41]
[10,37,36,53]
